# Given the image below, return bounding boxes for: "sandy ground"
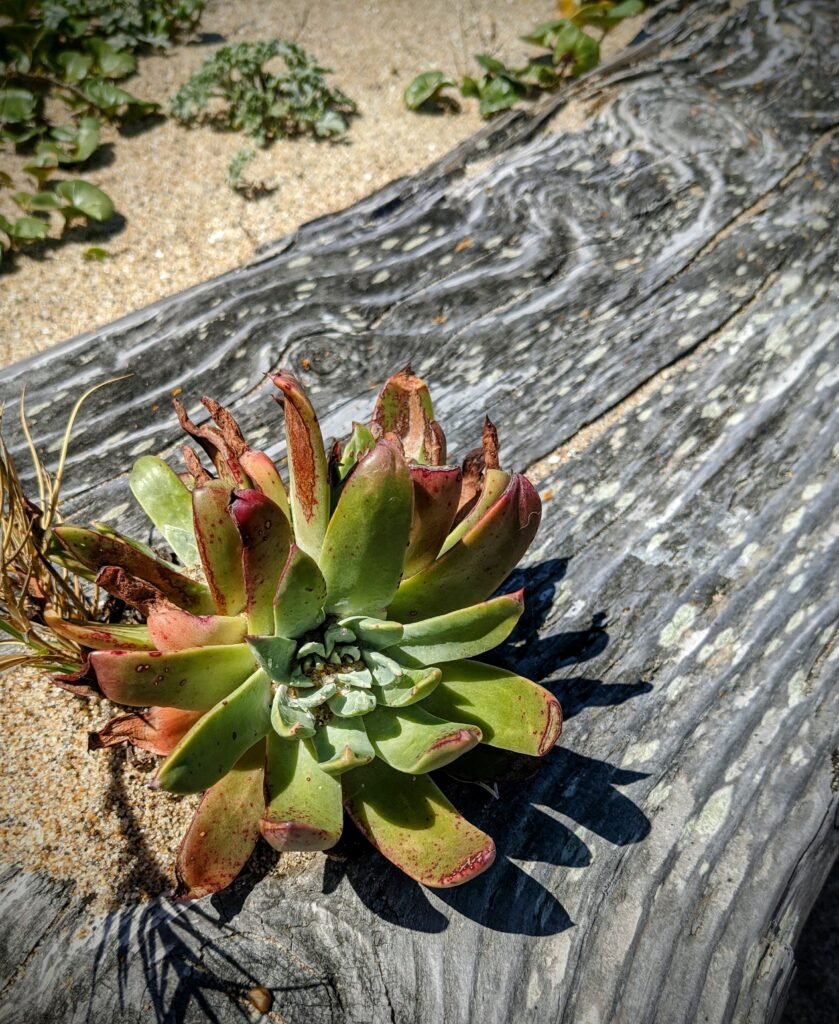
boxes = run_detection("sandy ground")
[1,0,561,364]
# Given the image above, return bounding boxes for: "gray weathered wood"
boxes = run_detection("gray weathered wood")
[1,0,837,1021]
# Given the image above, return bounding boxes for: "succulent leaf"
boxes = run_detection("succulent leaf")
[146,604,248,652]
[363,703,481,774]
[337,615,403,650]
[337,422,376,481]
[328,687,377,717]
[91,644,256,710]
[261,732,343,851]
[369,367,446,465]
[422,659,563,757]
[129,455,200,568]
[392,591,524,666]
[247,634,297,681]
[43,611,153,651]
[371,664,441,707]
[404,465,462,577]
[342,758,495,887]
[387,474,541,621]
[191,480,247,615]
[238,449,291,520]
[439,467,510,555]
[320,440,413,616]
[273,544,327,638]
[53,525,214,614]
[89,706,202,755]
[309,717,375,775]
[270,371,330,561]
[229,489,292,635]
[155,669,272,794]
[362,648,402,682]
[175,741,265,900]
[271,684,316,739]
[374,664,441,706]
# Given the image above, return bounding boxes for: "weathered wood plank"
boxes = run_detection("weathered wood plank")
[2,0,836,533]
[0,0,837,1021]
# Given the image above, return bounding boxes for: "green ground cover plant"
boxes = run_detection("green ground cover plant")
[404,0,644,116]
[0,0,204,264]
[168,40,357,193]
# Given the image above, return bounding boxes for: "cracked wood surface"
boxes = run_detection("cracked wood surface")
[1,0,838,1021]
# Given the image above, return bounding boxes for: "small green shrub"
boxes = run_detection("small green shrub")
[0,0,205,264]
[405,0,645,119]
[169,41,357,145]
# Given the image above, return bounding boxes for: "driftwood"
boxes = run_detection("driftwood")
[1,0,837,1021]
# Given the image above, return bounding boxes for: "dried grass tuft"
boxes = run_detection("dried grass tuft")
[0,381,121,673]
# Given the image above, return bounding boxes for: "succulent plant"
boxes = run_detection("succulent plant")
[46,368,561,897]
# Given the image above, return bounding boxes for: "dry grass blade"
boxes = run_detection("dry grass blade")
[0,378,127,674]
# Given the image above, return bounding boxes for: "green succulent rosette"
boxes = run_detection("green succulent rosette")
[48,367,561,898]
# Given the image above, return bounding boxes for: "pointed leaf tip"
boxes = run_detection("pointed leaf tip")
[269,371,330,560]
[388,474,541,621]
[369,368,446,465]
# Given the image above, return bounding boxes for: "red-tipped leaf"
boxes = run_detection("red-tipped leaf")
[387,473,541,621]
[270,371,330,560]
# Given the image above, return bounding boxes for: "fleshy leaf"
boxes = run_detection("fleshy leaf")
[129,455,200,568]
[320,440,413,616]
[363,704,481,774]
[155,669,271,794]
[363,649,404,686]
[174,741,265,900]
[392,591,524,666]
[191,480,246,615]
[229,489,291,635]
[439,467,510,555]
[271,684,316,739]
[261,732,343,851]
[247,634,296,681]
[238,449,291,520]
[52,525,213,614]
[328,688,377,718]
[338,615,403,650]
[293,680,337,708]
[404,465,462,577]
[89,707,202,755]
[43,611,153,651]
[421,659,563,756]
[454,417,501,524]
[369,367,445,465]
[387,474,541,621]
[273,544,327,638]
[337,422,376,480]
[270,371,330,560]
[371,665,441,707]
[146,604,247,652]
[91,644,256,710]
[310,718,375,775]
[342,758,495,887]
